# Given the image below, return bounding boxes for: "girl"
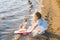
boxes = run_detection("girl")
[30,12,48,36]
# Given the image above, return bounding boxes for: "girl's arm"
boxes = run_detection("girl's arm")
[30,24,38,32]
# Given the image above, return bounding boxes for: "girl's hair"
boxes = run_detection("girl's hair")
[35,12,42,19]
[32,12,42,24]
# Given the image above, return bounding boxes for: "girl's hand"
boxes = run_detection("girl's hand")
[29,31,32,33]
[27,30,32,33]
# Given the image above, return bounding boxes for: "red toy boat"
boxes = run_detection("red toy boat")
[14,29,31,35]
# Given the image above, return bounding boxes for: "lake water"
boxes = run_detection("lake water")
[0,0,43,40]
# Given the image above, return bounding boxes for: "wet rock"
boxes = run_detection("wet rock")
[1,17,6,20]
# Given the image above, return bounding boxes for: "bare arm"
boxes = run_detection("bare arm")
[30,24,38,32]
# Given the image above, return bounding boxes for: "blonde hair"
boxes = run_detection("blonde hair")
[33,18,37,25]
[32,14,37,25]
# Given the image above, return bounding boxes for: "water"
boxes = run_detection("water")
[0,0,43,40]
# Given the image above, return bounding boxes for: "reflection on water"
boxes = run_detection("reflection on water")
[0,0,42,40]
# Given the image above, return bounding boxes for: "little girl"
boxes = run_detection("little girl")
[30,12,48,36]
